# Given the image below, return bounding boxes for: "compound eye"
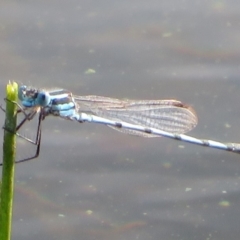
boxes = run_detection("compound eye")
[18,85,27,101]
[37,92,50,106]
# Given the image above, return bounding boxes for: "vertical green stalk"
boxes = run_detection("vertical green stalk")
[0,82,18,240]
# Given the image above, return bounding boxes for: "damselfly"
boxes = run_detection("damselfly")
[2,85,240,164]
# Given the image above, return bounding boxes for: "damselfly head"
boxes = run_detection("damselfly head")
[19,85,38,101]
[18,85,51,107]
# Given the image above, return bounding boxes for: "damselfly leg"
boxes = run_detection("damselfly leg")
[12,110,43,164]
[0,98,43,165]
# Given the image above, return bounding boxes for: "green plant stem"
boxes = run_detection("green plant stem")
[0,82,18,240]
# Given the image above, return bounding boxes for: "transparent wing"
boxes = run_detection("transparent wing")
[74,95,198,137]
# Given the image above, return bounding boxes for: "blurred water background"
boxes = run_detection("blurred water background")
[1,1,240,240]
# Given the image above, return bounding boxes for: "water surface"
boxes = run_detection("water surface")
[1,1,240,240]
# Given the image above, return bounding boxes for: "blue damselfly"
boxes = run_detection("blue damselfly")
[1,85,240,164]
